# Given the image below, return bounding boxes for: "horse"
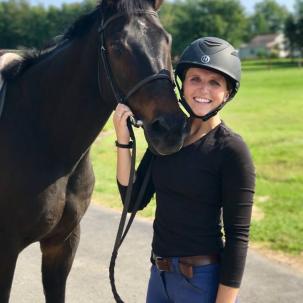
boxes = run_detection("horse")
[0,0,187,302]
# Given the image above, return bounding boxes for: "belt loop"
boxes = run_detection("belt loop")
[174,257,194,279]
[172,257,181,274]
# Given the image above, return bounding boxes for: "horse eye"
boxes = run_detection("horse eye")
[109,41,123,54]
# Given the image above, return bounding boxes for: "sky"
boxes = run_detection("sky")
[25,0,296,13]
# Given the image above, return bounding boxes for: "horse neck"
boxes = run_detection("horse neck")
[22,23,115,169]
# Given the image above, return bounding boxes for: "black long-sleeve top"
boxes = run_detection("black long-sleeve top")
[117,122,255,288]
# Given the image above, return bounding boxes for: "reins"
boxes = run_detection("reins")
[109,121,153,303]
[96,8,171,302]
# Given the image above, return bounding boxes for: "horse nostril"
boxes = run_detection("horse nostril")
[150,114,188,135]
[151,117,170,133]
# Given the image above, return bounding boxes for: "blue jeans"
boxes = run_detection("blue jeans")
[146,257,231,303]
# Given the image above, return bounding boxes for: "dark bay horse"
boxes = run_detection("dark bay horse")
[0,0,187,302]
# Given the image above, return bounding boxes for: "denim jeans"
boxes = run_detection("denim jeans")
[146,257,235,303]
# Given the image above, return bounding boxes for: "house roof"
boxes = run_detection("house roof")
[247,34,281,48]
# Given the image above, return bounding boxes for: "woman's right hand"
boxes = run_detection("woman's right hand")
[113,104,134,144]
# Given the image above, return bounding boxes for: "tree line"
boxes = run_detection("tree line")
[0,0,303,58]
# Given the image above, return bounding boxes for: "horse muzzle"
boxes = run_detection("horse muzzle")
[143,112,189,155]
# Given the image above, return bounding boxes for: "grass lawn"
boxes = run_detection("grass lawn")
[91,61,303,255]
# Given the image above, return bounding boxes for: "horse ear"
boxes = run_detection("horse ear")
[103,0,117,8]
[101,0,120,8]
[150,0,164,11]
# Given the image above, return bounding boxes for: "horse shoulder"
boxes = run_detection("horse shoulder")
[56,153,95,229]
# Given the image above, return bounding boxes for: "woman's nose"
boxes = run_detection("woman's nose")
[198,82,208,92]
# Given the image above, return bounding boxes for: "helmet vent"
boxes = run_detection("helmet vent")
[231,50,239,57]
[203,39,223,47]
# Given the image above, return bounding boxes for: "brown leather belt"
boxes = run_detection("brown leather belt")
[152,254,219,279]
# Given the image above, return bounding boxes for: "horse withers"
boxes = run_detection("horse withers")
[0,0,187,302]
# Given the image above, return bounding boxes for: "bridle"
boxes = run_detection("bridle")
[97,9,174,113]
[98,9,175,303]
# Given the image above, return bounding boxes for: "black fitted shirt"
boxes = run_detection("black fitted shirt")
[118,122,255,288]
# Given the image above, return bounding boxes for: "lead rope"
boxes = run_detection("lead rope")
[109,120,153,303]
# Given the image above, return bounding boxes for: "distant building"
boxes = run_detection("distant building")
[239,33,289,59]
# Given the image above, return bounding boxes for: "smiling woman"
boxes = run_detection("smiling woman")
[175,37,241,122]
[114,36,255,303]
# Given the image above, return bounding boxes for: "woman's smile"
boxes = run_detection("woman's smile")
[193,97,212,104]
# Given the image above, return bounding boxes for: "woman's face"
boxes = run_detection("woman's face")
[183,67,229,117]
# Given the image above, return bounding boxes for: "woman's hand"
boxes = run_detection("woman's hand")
[113,104,134,144]
[113,104,134,186]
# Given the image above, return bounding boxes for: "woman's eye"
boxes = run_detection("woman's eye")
[210,80,220,86]
[190,77,200,83]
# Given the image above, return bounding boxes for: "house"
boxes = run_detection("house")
[239,33,289,59]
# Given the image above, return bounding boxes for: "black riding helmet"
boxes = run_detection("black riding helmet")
[175,37,241,120]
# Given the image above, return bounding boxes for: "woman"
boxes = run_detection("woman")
[113,37,255,303]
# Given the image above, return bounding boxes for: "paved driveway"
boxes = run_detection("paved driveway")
[10,204,303,303]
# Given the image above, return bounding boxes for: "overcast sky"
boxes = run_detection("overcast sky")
[25,0,295,13]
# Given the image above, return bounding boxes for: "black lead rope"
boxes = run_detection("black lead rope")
[109,120,153,303]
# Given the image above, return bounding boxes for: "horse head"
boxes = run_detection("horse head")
[100,0,188,155]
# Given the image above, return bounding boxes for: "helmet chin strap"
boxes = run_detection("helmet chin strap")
[179,97,227,121]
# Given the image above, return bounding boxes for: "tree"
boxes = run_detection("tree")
[284,15,299,58]
[169,0,247,57]
[0,0,95,49]
[249,0,289,36]
[284,0,303,65]
[0,0,31,48]
[294,0,303,17]
[296,17,303,66]
[159,0,182,37]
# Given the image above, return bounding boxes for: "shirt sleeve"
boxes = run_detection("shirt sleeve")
[219,136,256,288]
[117,148,155,212]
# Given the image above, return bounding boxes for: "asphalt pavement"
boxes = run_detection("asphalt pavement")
[10,204,303,303]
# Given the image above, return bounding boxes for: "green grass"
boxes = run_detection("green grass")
[91,61,303,255]
[242,58,302,71]
[222,64,303,254]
